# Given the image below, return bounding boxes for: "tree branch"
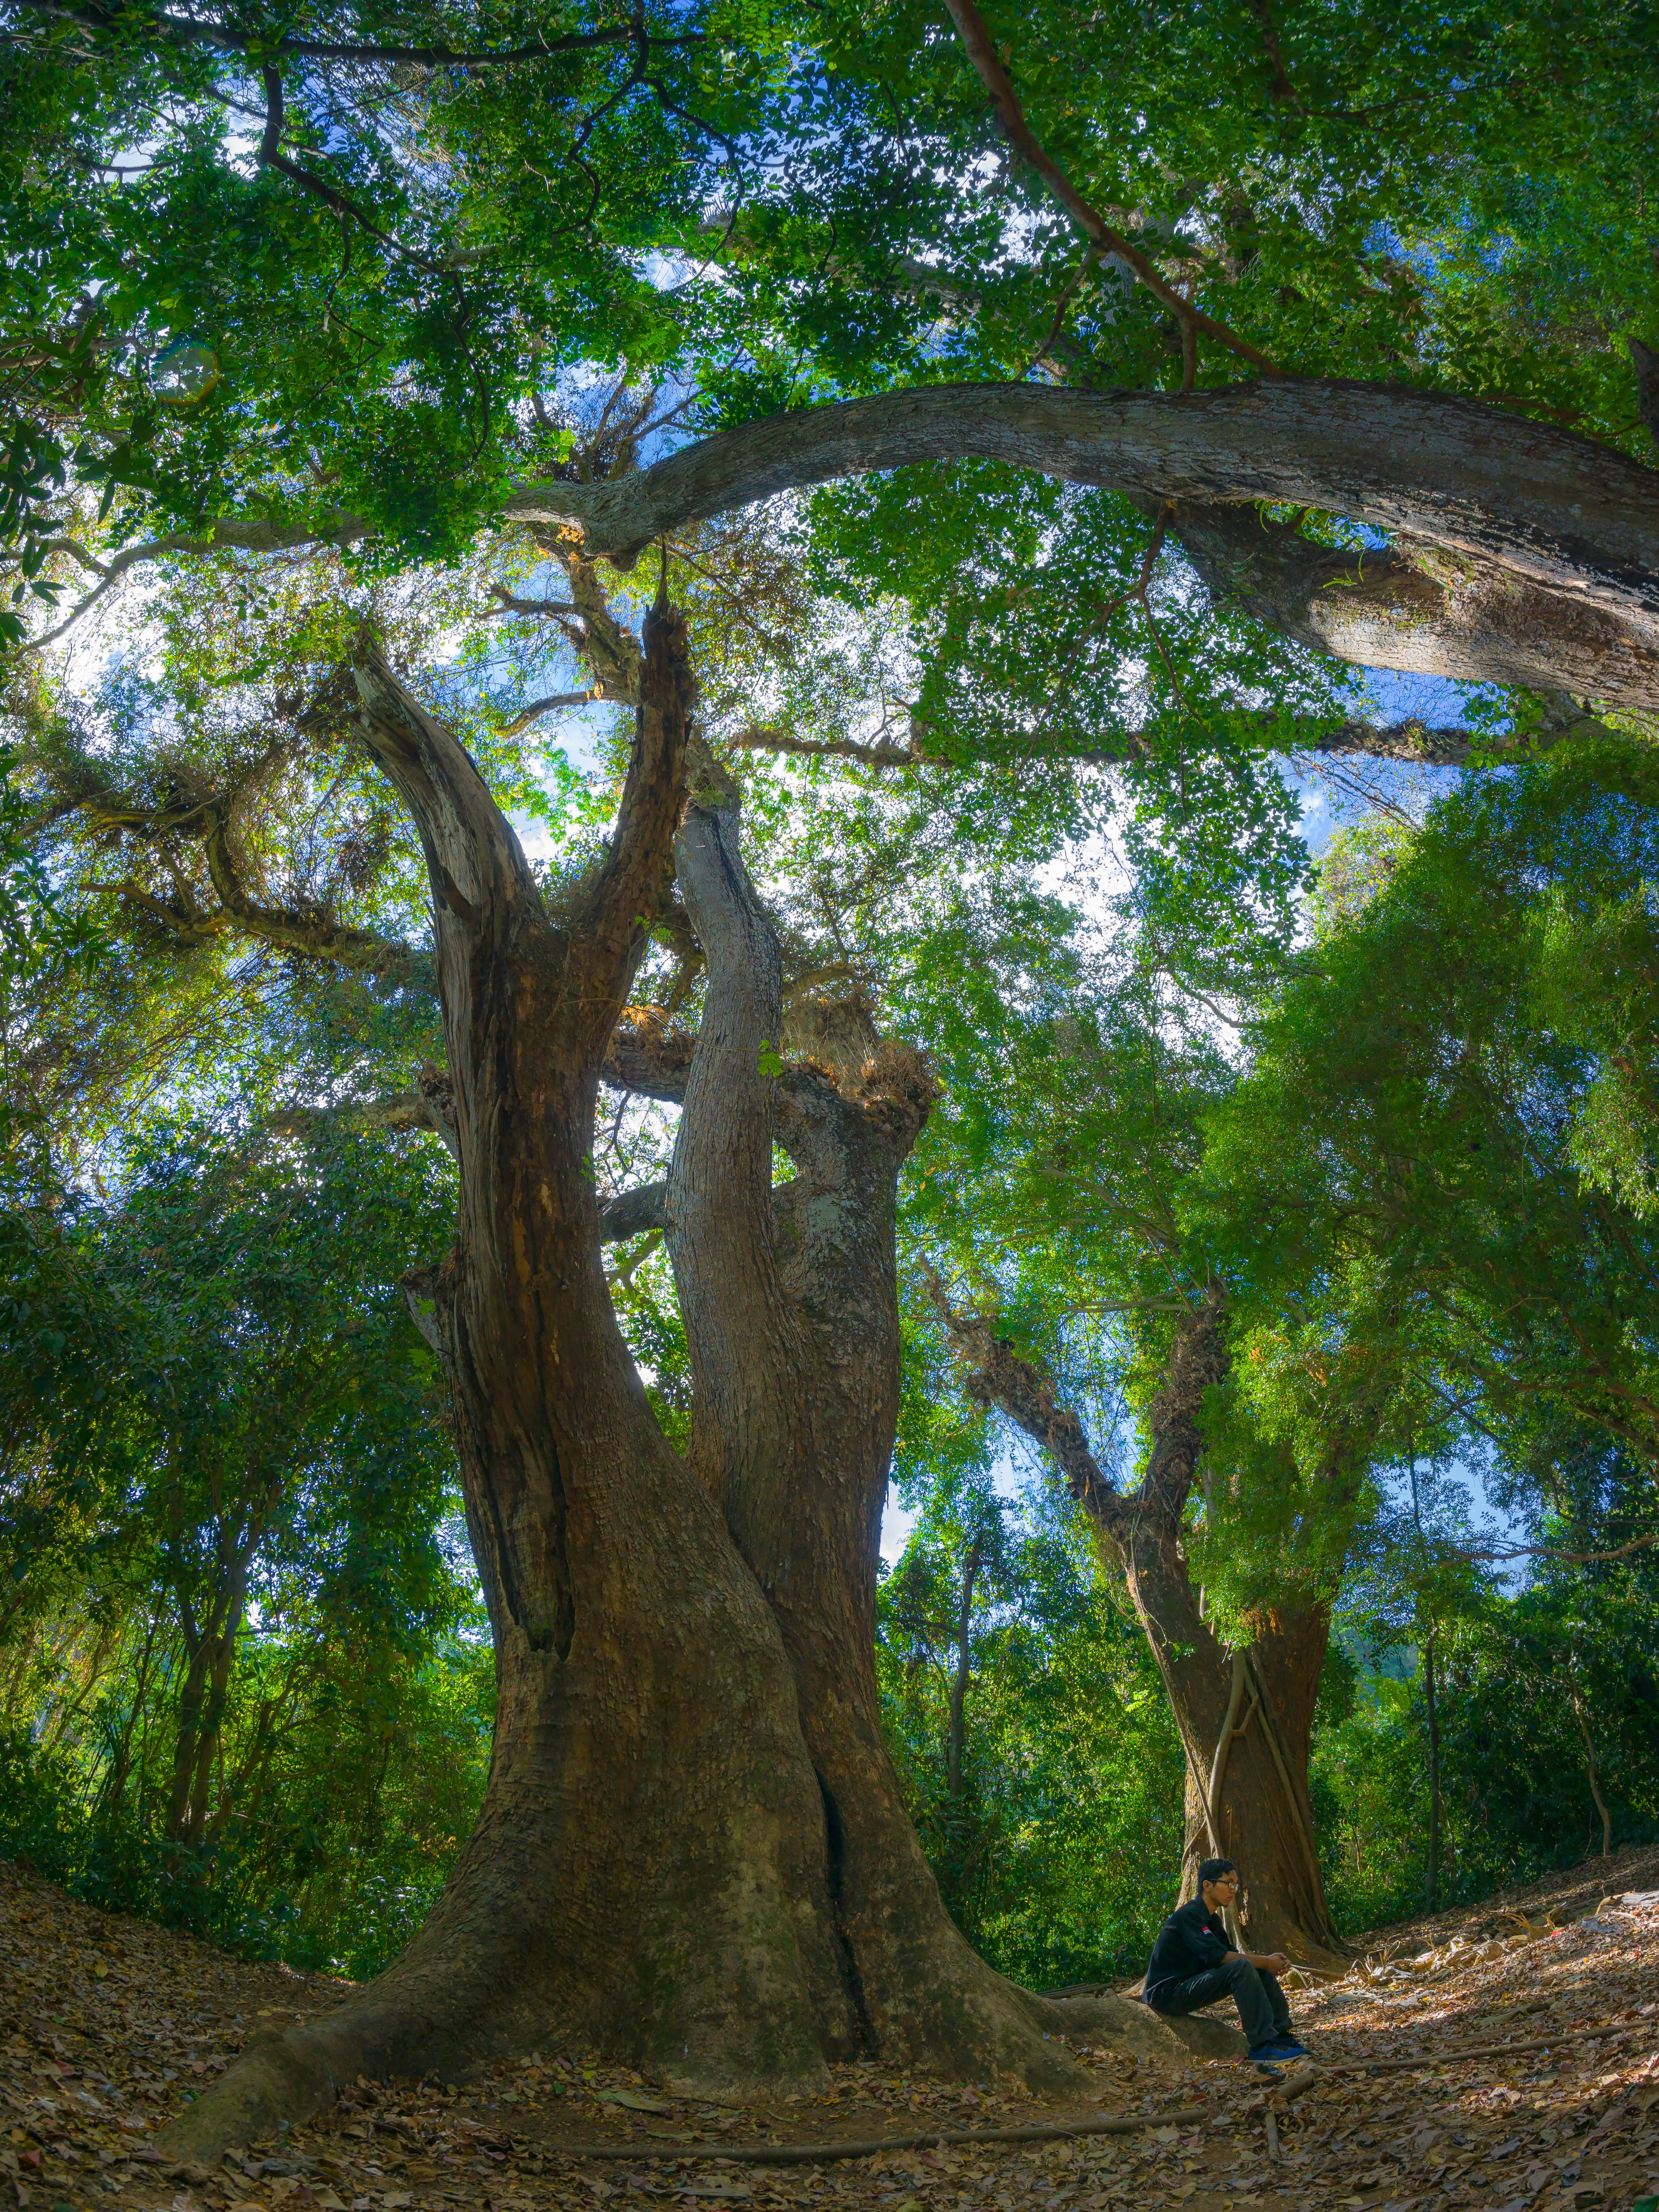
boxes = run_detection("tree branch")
[37,381,1659,716]
[498,687,620,735]
[1165,500,1659,715]
[259,64,450,275]
[28,515,370,652]
[596,1180,668,1242]
[924,1267,1131,1546]
[564,596,693,1045]
[490,587,579,618]
[939,0,1279,376]
[494,380,1659,662]
[601,1009,697,1101]
[270,1065,457,1158]
[727,724,924,769]
[196,801,421,979]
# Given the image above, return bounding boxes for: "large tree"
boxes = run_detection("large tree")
[24,597,1221,2162]
[5,0,1657,2146]
[935,1287,1351,1965]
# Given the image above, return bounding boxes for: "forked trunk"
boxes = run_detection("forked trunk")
[159,611,852,2157]
[158,611,1207,2165]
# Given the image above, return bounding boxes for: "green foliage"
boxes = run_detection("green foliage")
[1204,731,1659,1476]
[0,1119,488,1974]
[1313,1564,1659,1932]
[0,1631,493,1976]
[876,1465,1185,1986]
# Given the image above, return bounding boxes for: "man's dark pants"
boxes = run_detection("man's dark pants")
[1151,1957,1292,2049]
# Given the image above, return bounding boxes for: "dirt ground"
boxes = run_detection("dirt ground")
[2,1845,1656,2212]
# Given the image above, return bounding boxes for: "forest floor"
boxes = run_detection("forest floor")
[2,1845,1657,2212]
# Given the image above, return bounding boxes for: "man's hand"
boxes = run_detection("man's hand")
[1253,1951,1291,1975]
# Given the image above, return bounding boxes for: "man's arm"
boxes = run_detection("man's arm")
[1225,1948,1291,1974]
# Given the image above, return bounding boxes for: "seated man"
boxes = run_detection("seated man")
[1143,1857,1308,2064]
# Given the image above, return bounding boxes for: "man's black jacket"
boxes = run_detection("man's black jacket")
[1143,1896,1233,2007]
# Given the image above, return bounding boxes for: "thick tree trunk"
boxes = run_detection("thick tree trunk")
[941,1294,1344,1965]
[159,611,859,2158]
[1107,1317,1342,1965]
[1163,1612,1341,1962]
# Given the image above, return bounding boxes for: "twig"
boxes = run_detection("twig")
[534,2029,1630,2168]
[1473,1528,1659,1566]
[1019,247,1101,379]
[258,66,450,276]
[1264,2110,1283,2161]
[499,689,614,735]
[940,0,1279,376]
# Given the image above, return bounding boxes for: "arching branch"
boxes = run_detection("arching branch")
[493,380,1659,630]
[33,381,1659,716]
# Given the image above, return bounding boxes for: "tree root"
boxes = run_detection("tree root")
[1031,1989,1246,2064]
[156,2026,345,2160]
[153,1982,1238,2163]
[546,2098,1209,2164]
[154,2000,474,2162]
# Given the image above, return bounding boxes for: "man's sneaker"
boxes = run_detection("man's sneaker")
[1262,2034,1309,2059]
[1244,2041,1285,2066]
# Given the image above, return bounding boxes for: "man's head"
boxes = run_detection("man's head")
[1199,1857,1239,1913]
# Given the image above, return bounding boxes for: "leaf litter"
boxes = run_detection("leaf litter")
[2,1846,1657,2212]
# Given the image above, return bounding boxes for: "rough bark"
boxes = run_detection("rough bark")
[489,379,1659,714]
[666,764,1125,2086]
[1166,501,1659,719]
[939,1292,1345,1965]
[501,382,1659,615]
[51,377,1659,713]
